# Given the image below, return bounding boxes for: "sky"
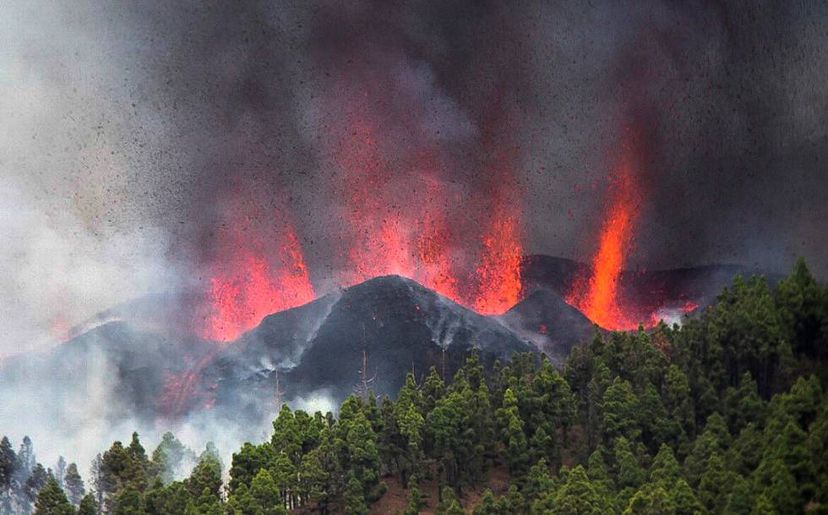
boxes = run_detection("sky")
[2,0,828,354]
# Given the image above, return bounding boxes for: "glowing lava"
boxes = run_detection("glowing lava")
[200,226,316,342]
[330,102,523,314]
[568,136,699,330]
[198,69,527,338]
[474,212,523,314]
[567,143,642,330]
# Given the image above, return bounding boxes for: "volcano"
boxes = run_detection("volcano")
[0,255,764,431]
[205,275,536,421]
[0,275,536,428]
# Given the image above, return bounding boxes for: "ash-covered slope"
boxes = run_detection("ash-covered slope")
[500,289,597,363]
[207,275,536,417]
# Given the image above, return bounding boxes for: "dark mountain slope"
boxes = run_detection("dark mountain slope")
[208,276,536,415]
[501,288,597,362]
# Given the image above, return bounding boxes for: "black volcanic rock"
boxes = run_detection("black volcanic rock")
[501,289,597,362]
[208,275,536,415]
[520,255,584,294]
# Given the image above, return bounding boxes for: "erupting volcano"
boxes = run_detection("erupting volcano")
[195,107,526,340]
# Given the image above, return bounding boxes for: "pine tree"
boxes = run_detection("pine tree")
[144,480,190,515]
[672,478,704,515]
[436,487,464,515]
[55,456,67,490]
[538,465,611,514]
[249,469,288,515]
[64,462,85,506]
[17,436,35,480]
[394,381,425,486]
[151,432,193,485]
[602,377,641,443]
[697,453,730,513]
[271,404,302,466]
[649,444,679,485]
[663,364,695,440]
[496,388,529,477]
[0,436,16,490]
[273,451,297,509]
[404,478,425,515]
[723,372,765,433]
[723,475,754,515]
[622,483,675,515]
[343,473,368,515]
[684,413,729,486]
[338,397,381,496]
[776,257,827,360]
[613,437,644,490]
[25,462,48,503]
[422,366,446,415]
[473,381,496,473]
[524,458,553,506]
[34,477,75,515]
[127,432,151,487]
[113,486,147,515]
[751,492,777,515]
[586,446,613,493]
[473,489,502,515]
[185,452,222,503]
[730,423,763,475]
[299,447,330,511]
[89,453,104,510]
[77,493,98,515]
[428,390,465,491]
[752,457,798,514]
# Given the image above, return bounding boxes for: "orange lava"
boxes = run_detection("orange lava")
[200,225,316,342]
[198,75,526,339]
[330,103,523,314]
[474,212,523,314]
[567,145,641,330]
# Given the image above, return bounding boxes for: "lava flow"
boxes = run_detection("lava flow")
[474,209,523,315]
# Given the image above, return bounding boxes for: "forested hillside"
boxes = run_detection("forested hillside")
[6,259,828,514]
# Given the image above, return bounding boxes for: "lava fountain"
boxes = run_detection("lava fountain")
[567,138,642,330]
[567,133,699,330]
[199,217,316,342]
